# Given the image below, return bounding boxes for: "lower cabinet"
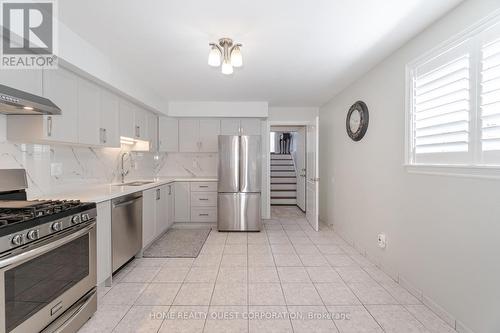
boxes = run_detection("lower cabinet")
[96,200,112,286]
[142,184,172,249]
[174,182,191,222]
[174,181,217,223]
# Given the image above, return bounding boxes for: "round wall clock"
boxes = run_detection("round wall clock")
[346,101,369,141]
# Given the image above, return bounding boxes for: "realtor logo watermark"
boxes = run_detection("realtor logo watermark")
[1,0,57,69]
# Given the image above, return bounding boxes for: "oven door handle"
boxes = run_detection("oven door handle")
[0,222,96,269]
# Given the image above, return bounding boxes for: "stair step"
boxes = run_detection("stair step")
[270,160,294,165]
[271,165,295,171]
[271,178,297,184]
[271,171,296,177]
[271,154,292,160]
[271,183,297,190]
[270,191,296,198]
[271,198,297,205]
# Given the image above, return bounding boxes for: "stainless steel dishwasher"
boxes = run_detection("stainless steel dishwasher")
[112,192,142,272]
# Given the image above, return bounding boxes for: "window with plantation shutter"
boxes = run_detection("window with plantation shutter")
[407,15,500,170]
[480,36,500,162]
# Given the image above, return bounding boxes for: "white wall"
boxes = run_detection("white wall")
[319,1,500,333]
[268,107,318,123]
[168,101,268,117]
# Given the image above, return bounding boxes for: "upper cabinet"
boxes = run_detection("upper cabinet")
[178,118,220,153]
[119,100,135,139]
[134,108,147,140]
[43,68,79,143]
[147,112,158,151]
[158,117,179,152]
[6,66,132,148]
[100,90,120,148]
[0,69,43,96]
[77,78,101,146]
[220,118,261,135]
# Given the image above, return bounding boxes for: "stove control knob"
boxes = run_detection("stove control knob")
[27,230,39,240]
[71,215,81,224]
[81,213,89,222]
[51,222,62,232]
[11,234,23,246]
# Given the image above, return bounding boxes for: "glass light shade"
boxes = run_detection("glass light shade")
[221,59,233,75]
[230,46,243,67]
[208,46,221,67]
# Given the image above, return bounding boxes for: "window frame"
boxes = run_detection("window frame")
[405,10,500,179]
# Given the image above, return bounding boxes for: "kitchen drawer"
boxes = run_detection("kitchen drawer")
[191,207,217,222]
[191,192,217,207]
[190,182,217,192]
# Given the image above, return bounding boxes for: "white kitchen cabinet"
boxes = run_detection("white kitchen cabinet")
[100,90,120,147]
[174,182,191,222]
[159,117,179,152]
[147,112,158,151]
[179,118,220,152]
[142,188,157,248]
[220,118,261,135]
[77,78,101,145]
[0,69,42,96]
[167,183,175,228]
[220,118,241,135]
[42,67,79,142]
[134,108,147,140]
[199,119,220,152]
[179,119,199,152]
[119,100,135,139]
[155,185,169,235]
[96,200,112,286]
[240,118,261,135]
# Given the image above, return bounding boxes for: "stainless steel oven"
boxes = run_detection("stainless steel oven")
[0,220,96,333]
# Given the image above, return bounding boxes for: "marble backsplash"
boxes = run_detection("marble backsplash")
[0,140,218,199]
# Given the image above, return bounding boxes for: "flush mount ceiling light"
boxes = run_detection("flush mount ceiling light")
[208,38,243,75]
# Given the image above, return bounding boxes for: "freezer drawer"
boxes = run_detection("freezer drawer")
[217,193,261,231]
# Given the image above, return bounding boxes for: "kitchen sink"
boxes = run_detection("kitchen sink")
[115,181,155,186]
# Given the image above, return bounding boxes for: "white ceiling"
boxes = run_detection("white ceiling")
[58,0,463,107]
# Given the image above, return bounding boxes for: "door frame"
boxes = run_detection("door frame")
[265,120,316,219]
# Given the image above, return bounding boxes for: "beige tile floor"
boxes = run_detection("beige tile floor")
[79,206,457,333]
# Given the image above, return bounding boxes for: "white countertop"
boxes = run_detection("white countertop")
[37,177,218,203]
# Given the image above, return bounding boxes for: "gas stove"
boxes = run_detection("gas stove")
[0,173,96,253]
[0,169,98,333]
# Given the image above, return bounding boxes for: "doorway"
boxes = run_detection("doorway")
[269,126,306,211]
[267,117,319,231]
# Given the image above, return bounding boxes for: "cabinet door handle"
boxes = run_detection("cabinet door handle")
[156,188,161,200]
[135,126,140,138]
[199,213,209,216]
[47,116,52,137]
[103,128,107,144]
[168,185,172,195]
[199,185,209,188]
[199,198,209,201]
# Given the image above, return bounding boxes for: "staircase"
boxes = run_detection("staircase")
[270,153,297,205]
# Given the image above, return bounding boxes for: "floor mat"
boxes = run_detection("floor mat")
[143,228,211,258]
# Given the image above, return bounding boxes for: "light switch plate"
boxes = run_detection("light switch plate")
[50,162,63,176]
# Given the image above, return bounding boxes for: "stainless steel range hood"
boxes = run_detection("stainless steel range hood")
[0,84,61,115]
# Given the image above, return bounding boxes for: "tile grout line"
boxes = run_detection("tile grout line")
[267,218,296,333]
[201,229,227,332]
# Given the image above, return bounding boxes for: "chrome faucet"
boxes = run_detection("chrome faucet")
[120,152,130,183]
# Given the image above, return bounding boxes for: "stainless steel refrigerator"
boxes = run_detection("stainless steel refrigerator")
[218,135,262,231]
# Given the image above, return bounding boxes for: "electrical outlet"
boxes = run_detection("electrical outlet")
[378,233,387,249]
[50,163,63,176]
